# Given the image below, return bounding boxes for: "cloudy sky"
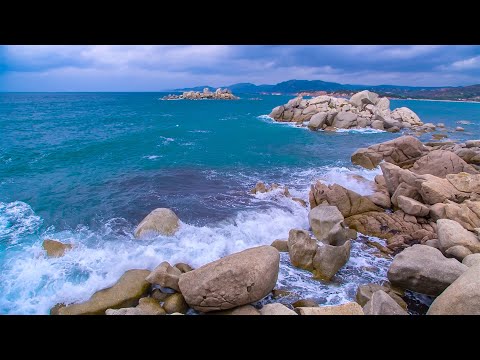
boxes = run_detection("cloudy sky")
[1,45,479,91]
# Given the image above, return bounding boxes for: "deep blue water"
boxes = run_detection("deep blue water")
[0,93,479,314]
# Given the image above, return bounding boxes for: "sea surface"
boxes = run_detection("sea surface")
[1,92,479,314]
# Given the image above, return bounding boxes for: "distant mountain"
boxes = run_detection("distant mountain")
[173,80,480,101]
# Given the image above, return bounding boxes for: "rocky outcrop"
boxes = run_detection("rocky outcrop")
[296,302,364,315]
[387,245,467,296]
[145,262,182,291]
[446,172,480,193]
[268,91,423,132]
[288,229,317,271]
[163,293,189,314]
[355,283,407,309]
[411,150,479,178]
[430,201,480,231]
[134,208,180,238]
[309,182,382,217]
[427,264,480,315]
[363,290,408,315]
[436,219,480,254]
[54,269,151,315]
[351,136,428,169]
[162,88,239,100]
[178,246,279,312]
[308,205,356,246]
[312,241,351,281]
[259,303,297,315]
[43,239,73,258]
[397,196,430,217]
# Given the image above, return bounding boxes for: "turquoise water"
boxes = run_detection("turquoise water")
[1,93,479,314]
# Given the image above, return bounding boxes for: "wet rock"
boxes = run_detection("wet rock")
[312,241,351,281]
[288,229,317,271]
[355,283,407,309]
[43,239,73,258]
[363,290,408,315]
[174,263,193,273]
[146,261,182,291]
[134,208,180,238]
[163,293,189,314]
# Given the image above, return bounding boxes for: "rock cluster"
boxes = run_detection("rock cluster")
[162,88,239,100]
[268,90,424,132]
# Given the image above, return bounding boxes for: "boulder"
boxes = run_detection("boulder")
[466,140,480,148]
[259,303,297,315]
[151,288,170,301]
[376,97,390,111]
[55,269,151,315]
[387,245,467,296]
[349,90,379,108]
[351,136,427,169]
[178,246,279,312]
[105,297,166,315]
[427,264,480,315]
[430,201,480,231]
[425,239,440,249]
[210,304,261,315]
[397,195,430,217]
[163,293,189,314]
[43,239,73,258]
[308,112,328,130]
[391,183,422,207]
[312,241,351,281]
[145,262,182,291]
[174,263,193,273]
[252,181,267,194]
[309,182,382,218]
[462,253,480,267]
[411,150,479,178]
[391,107,423,126]
[297,302,364,315]
[456,127,465,132]
[270,239,289,252]
[437,219,480,253]
[292,299,319,308]
[332,111,357,129]
[419,174,462,205]
[445,245,472,261]
[134,208,180,238]
[308,205,355,245]
[288,229,317,271]
[446,172,480,193]
[355,283,407,309]
[363,290,408,315]
[371,120,384,130]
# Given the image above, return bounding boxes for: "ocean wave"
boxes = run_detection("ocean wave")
[0,201,43,245]
[188,130,211,134]
[334,128,386,134]
[158,136,175,146]
[143,155,162,160]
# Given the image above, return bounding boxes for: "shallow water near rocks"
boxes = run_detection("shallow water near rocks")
[1,93,479,314]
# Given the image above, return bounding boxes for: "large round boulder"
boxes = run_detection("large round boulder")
[178,246,280,312]
[134,208,180,238]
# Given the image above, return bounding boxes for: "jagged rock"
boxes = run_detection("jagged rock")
[270,239,289,252]
[308,205,355,245]
[134,208,180,238]
[288,229,317,271]
[356,283,407,309]
[43,239,73,258]
[419,174,462,205]
[363,290,408,315]
[427,264,480,315]
[351,136,427,169]
[259,303,297,315]
[411,150,479,178]
[437,219,480,253]
[146,262,182,291]
[178,246,279,312]
[308,112,328,130]
[387,245,467,296]
[430,201,480,231]
[296,302,364,315]
[312,241,351,281]
[446,172,480,193]
[54,269,151,315]
[309,182,382,217]
[397,195,430,216]
[391,183,422,207]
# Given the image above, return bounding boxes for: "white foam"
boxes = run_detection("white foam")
[0,201,43,245]
[143,155,161,160]
[335,128,386,134]
[188,130,211,133]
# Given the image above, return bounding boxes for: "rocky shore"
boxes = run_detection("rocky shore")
[162,88,239,100]
[44,105,480,315]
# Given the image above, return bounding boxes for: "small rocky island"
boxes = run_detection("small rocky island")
[269,90,425,132]
[162,88,239,100]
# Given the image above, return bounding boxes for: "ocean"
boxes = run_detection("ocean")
[1,92,479,314]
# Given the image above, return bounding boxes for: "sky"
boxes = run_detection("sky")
[1,45,479,91]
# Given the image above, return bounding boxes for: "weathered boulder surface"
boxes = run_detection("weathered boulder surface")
[297,302,364,315]
[178,246,279,312]
[387,245,467,296]
[355,283,407,309]
[105,297,166,315]
[312,241,351,281]
[145,262,182,291]
[288,229,317,271]
[55,269,151,315]
[437,219,480,253]
[363,290,408,315]
[411,150,479,178]
[308,205,356,245]
[43,239,73,258]
[259,303,297,315]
